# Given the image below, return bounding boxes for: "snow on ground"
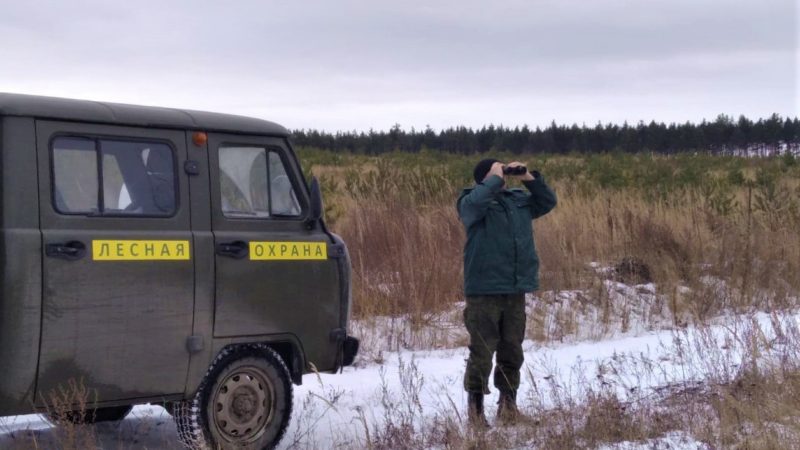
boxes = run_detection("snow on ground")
[597,431,709,450]
[1,311,794,449]
[352,271,679,362]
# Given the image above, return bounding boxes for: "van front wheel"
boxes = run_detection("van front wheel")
[174,345,293,450]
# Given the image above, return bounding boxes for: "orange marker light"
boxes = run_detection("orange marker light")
[192,131,208,147]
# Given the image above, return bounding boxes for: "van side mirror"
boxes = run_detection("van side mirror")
[307,176,323,228]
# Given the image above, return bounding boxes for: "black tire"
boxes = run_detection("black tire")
[174,344,293,450]
[49,405,133,424]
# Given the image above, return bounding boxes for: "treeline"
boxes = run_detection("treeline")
[291,114,800,155]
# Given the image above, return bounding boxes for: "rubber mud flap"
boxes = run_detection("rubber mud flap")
[342,336,359,367]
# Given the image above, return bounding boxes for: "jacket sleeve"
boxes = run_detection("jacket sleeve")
[457,175,505,228]
[522,172,557,219]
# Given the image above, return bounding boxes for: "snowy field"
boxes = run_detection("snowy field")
[2,307,794,449]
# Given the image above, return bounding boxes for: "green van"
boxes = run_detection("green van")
[0,93,358,449]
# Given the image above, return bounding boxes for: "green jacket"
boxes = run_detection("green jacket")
[457,173,557,296]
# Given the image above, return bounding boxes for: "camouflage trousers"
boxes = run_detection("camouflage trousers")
[463,293,526,395]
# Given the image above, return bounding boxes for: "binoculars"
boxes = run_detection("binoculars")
[502,165,528,175]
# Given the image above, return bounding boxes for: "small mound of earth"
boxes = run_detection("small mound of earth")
[614,257,652,284]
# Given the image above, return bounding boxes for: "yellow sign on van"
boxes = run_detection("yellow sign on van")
[249,241,327,260]
[93,240,191,261]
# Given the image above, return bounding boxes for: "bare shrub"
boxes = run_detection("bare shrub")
[41,378,99,449]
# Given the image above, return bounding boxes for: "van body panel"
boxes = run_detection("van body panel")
[183,130,217,397]
[207,133,341,372]
[34,121,194,404]
[0,117,42,415]
[207,333,306,385]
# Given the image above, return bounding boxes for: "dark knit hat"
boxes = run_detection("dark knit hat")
[473,158,499,183]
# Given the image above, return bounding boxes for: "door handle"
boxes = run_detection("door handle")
[216,241,249,259]
[45,240,87,261]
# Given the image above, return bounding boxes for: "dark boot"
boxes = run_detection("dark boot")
[496,390,520,425]
[467,392,489,428]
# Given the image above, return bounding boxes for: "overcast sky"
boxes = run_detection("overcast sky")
[0,0,796,131]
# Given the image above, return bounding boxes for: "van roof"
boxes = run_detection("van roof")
[0,92,289,137]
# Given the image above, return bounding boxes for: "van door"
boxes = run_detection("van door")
[208,134,341,371]
[35,121,194,404]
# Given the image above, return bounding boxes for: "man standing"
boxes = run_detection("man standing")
[457,159,557,426]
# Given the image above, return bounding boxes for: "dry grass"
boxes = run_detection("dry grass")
[344,196,464,322]
[284,151,800,448]
[39,379,99,449]
[308,152,800,351]
[0,380,175,450]
[292,314,800,450]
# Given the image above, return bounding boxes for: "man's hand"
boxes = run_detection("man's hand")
[507,161,534,181]
[486,162,505,180]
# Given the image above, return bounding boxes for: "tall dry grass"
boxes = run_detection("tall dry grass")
[303,150,800,351]
[294,314,800,450]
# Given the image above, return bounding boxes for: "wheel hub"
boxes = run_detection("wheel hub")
[233,389,256,418]
[212,368,274,442]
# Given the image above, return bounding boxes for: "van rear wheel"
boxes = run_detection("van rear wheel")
[174,345,293,450]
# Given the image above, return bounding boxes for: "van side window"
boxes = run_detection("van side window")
[53,138,99,214]
[219,146,301,218]
[52,137,176,216]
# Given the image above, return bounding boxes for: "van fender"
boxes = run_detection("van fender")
[186,334,306,397]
